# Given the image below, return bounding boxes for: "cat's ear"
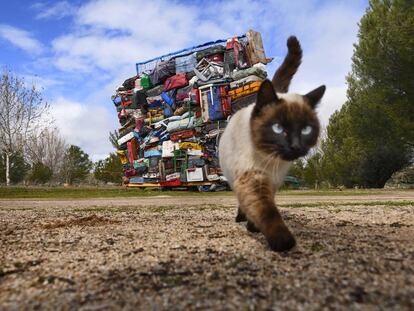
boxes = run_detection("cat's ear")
[253,80,279,117]
[304,85,326,109]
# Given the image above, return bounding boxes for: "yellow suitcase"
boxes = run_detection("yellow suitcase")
[229,81,262,101]
[116,150,129,165]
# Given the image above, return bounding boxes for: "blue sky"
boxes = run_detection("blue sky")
[0,0,368,160]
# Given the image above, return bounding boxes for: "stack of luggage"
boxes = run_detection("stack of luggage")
[112,29,273,188]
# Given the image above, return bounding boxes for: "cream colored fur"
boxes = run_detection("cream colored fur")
[219,103,292,191]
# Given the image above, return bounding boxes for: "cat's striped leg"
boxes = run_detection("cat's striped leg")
[234,170,296,252]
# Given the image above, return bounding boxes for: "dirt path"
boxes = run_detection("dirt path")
[0,190,412,209]
[1,192,413,310]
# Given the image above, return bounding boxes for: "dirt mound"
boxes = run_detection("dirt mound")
[42,214,121,229]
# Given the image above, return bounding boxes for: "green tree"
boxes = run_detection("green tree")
[62,145,93,185]
[0,152,30,184]
[303,152,323,189]
[94,153,123,184]
[109,130,119,149]
[28,162,53,184]
[288,159,305,181]
[321,0,414,188]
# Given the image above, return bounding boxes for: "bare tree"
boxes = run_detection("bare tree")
[26,127,67,180]
[0,69,49,185]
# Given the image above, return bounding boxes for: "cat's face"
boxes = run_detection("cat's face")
[251,80,325,161]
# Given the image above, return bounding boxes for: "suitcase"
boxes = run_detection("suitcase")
[140,73,152,89]
[207,53,224,62]
[124,168,136,177]
[160,178,181,187]
[144,149,162,158]
[145,85,164,97]
[112,95,122,106]
[246,29,273,65]
[127,139,138,163]
[229,81,262,101]
[149,59,176,86]
[162,140,179,158]
[129,177,144,184]
[123,75,138,90]
[132,90,147,108]
[178,142,202,150]
[164,73,188,92]
[186,167,204,182]
[133,160,148,175]
[117,131,135,146]
[116,150,129,165]
[175,52,197,73]
[170,129,197,141]
[207,85,223,121]
[196,45,226,61]
[199,84,230,122]
[231,93,257,113]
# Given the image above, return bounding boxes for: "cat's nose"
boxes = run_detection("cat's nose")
[290,138,300,151]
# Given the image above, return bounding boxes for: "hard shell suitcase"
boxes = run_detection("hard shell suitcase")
[160,178,181,187]
[117,150,129,165]
[229,80,262,100]
[170,129,196,141]
[127,139,138,163]
[199,84,230,122]
[186,167,204,182]
[129,177,144,184]
[207,85,222,121]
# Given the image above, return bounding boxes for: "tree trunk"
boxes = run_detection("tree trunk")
[6,152,10,186]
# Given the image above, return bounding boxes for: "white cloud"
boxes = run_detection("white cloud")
[21,74,63,90]
[50,97,118,160]
[32,1,77,19]
[0,24,44,55]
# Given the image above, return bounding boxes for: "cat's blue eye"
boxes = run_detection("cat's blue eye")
[301,125,312,135]
[272,123,284,134]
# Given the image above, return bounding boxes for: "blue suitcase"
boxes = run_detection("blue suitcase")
[207,86,224,121]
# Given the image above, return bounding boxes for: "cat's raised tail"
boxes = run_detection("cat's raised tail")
[272,36,302,93]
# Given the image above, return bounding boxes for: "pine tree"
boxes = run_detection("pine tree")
[61,145,93,185]
[321,0,414,187]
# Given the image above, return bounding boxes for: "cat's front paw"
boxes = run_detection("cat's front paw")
[246,221,260,233]
[235,207,247,222]
[265,223,296,252]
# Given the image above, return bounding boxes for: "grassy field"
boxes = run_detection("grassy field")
[0,185,403,199]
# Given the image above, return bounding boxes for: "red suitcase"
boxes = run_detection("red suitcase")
[170,129,197,141]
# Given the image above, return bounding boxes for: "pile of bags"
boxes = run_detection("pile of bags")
[112,29,273,187]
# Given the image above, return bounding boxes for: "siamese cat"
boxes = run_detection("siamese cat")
[219,36,325,252]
